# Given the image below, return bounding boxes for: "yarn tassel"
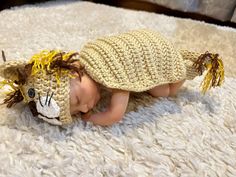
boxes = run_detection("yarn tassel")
[193,51,224,94]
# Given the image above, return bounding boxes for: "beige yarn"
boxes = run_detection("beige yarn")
[79,29,200,92]
[25,71,71,124]
[0,60,71,125]
[180,50,201,80]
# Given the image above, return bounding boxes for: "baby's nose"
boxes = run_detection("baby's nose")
[80,104,89,113]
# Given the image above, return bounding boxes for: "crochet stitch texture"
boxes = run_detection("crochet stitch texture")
[79,29,199,92]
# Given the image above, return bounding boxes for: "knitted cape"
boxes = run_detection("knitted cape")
[0,29,224,126]
[79,29,224,93]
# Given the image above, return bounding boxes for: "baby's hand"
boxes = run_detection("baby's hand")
[82,90,130,126]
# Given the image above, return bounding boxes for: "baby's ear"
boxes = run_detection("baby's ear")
[0,52,28,82]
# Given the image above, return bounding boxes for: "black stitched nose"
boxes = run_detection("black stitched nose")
[28,101,38,116]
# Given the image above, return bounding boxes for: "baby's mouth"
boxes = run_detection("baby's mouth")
[80,112,87,115]
[81,108,91,114]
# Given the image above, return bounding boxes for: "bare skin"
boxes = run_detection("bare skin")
[70,73,184,126]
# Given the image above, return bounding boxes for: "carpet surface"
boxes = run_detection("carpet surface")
[0,1,236,176]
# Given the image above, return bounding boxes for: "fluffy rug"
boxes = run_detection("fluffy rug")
[0,1,236,176]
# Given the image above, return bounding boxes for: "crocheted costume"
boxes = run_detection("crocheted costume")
[0,29,224,125]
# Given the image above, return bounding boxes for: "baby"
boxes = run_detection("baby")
[69,29,224,126]
[0,29,224,126]
[69,63,185,126]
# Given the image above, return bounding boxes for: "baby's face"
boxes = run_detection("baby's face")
[70,73,101,115]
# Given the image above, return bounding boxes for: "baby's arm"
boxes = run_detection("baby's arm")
[82,89,129,126]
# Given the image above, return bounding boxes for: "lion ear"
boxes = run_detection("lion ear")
[0,60,28,81]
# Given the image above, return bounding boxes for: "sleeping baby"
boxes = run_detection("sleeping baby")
[0,29,224,126]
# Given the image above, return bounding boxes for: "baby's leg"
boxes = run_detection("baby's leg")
[169,80,185,97]
[148,80,185,97]
[148,84,170,97]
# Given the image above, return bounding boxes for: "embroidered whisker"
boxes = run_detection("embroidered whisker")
[45,90,49,106]
[38,93,44,107]
[48,92,54,106]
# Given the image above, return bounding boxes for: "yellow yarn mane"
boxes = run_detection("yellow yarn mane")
[0,50,79,105]
[29,50,78,85]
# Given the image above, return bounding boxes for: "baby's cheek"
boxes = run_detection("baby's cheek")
[70,103,77,115]
[69,96,77,114]
[69,86,77,104]
[69,101,73,112]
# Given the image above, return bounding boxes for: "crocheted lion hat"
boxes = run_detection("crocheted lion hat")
[0,29,224,126]
[0,50,83,125]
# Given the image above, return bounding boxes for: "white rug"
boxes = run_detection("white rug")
[0,1,236,176]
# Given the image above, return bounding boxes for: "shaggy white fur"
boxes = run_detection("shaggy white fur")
[0,1,236,176]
